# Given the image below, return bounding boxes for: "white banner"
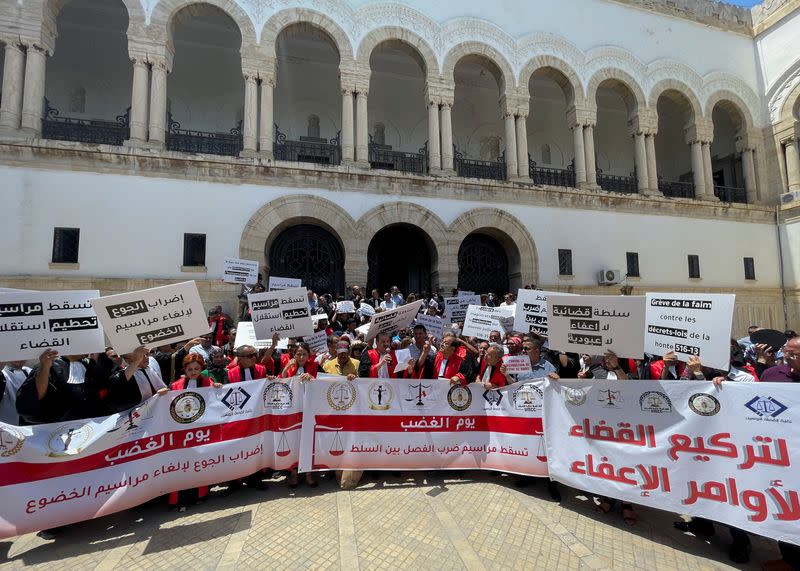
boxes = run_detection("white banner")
[223,257,259,285]
[268,276,301,291]
[0,290,104,361]
[90,282,209,354]
[444,295,480,323]
[0,378,303,539]
[462,305,515,339]
[299,378,548,476]
[249,287,314,340]
[645,293,735,370]
[414,314,443,339]
[335,300,356,314]
[364,300,425,341]
[544,379,800,546]
[514,289,575,337]
[547,295,646,358]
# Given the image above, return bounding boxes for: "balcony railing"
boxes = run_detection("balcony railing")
[368,137,427,174]
[529,156,575,188]
[41,99,130,146]
[454,147,506,181]
[273,125,341,165]
[165,113,242,157]
[659,178,696,199]
[597,169,637,194]
[714,185,747,204]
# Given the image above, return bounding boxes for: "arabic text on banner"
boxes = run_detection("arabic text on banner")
[299,378,548,476]
[364,300,425,341]
[223,257,259,285]
[249,287,314,339]
[513,289,575,337]
[0,378,303,539]
[461,305,515,339]
[543,379,800,546]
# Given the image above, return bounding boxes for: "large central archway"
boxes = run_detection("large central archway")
[268,224,345,295]
[366,224,434,296]
[457,233,510,294]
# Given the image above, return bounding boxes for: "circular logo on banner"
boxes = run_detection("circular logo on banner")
[563,387,587,406]
[263,382,294,410]
[0,425,25,457]
[688,393,721,417]
[368,382,393,410]
[47,423,93,457]
[447,385,473,412]
[170,391,206,424]
[513,383,543,412]
[639,391,673,413]
[327,381,357,411]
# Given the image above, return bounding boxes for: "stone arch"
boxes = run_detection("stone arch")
[770,64,800,124]
[442,41,515,93]
[357,26,439,79]
[149,0,257,47]
[46,0,144,30]
[587,68,646,114]
[239,195,358,269]
[518,55,585,108]
[262,8,354,62]
[705,90,754,132]
[448,208,538,289]
[649,79,702,123]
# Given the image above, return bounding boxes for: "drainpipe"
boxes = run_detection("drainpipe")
[776,205,790,329]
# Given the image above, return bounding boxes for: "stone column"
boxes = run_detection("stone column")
[690,140,706,198]
[440,102,454,173]
[572,124,587,187]
[515,114,529,179]
[741,147,757,203]
[702,141,717,200]
[341,89,354,163]
[126,57,150,145]
[20,45,47,135]
[355,90,369,166]
[147,60,168,146]
[584,123,597,187]
[259,77,274,159]
[634,132,649,194]
[645,132,661,195]
[0,42,26,132]
[427,100,441,172]
[785,138,800,192]
[241,74,258,155]
[503,112,518,181]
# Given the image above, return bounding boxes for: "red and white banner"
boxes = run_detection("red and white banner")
[299,378,548,476]
[0,378,303,539]
[544,379,800,546]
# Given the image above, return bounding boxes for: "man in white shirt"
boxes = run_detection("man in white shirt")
[0,361,32,425]
[379,292,397,312]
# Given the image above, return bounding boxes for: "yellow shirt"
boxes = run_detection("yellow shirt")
[322,357,360,377]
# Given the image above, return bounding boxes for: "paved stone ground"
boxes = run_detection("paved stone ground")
[0,471,783,571]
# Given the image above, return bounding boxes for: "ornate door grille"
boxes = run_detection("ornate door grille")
[268,225,345,296]
[457,234,509,295]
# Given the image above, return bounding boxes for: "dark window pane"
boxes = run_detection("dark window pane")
[626,252,640,278]
[688,255,700,279]
[558,249,573,276]
[183,233,206,267]
[52,228,80,263]
[744,257,756,280]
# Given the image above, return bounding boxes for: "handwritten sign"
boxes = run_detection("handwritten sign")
[414,314,443,339]
[304,330,329,355]
[514,289,576,336]
[223,257,259,285]
[645,293,735,369]
[90,282,209,354]
[335,300,356,314]
[503,355,533,374]
[443,295,480,323]
[461,305,515,340]
[0,290,105,360]
[364,300,425,342]
[268,276,301,291]
[249,287,314,340]
[547,295,646,358]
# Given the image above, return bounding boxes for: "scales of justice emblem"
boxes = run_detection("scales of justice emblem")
[275,422,303,458]
[405,382,432,406]
[597,388,623,408]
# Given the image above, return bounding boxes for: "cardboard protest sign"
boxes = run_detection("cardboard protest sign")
[547,295,646,358]
[364,300,425,341]
[233,322,288,350]
[268,276,301,291]
[644,293,735,370]
[0,290,105,360]
[223,257,259,285]
[462,305,515,339]
[514,289,576,336]
[358,303,376,318]
[249,287,314,340]
[90,282,209,354]
[304,330,329,354]
[414,314,443,339]
[503,355,533,374]
[444,295,480,323]
[336,300,356,313]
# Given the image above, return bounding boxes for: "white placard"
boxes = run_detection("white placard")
[304,330,329,354]
[444,295,481,323]
[222,257,259,285]
[457,291,475,299]
[358,303,376,318]
[335,300,356,313]
[547,295,646,358]
[90,282,209,354]
[644,293,735,369]
[514,289,576,336]
[461,305,515,340]
[0,290,105,360]
[268,276,302,291]
[355,323,371,337]
[503,355,533,374]
[232,321,276,350]
[414,314,444,339]
[364,300,425,341]
[249,287,314,340]
[393,348,413,373]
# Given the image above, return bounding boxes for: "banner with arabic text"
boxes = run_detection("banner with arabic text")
[299,378,548,476]
[0,378,303,539]
[544,379,800,546]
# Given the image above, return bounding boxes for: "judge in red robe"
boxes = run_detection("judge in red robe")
[415,334,467,385]
[279,342,318,488]
[477,345,512,388]
[358,332,415,379]
[227,345,268,383]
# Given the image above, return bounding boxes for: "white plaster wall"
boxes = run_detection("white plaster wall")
[781,214,800,290]
[756,8,800,94]
[0,165,781,290]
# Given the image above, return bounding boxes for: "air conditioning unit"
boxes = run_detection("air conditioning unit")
[597,269,623,285]
[781,190,800,204]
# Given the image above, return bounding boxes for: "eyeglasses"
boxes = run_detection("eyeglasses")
[239,353,257,358]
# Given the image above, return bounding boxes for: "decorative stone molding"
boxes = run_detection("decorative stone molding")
[753,0,800,34]
[704,89,755,131]
[261,8,355,62]
[702,74,762,127]
[648,78,704,122]
[356,25,440,81]
[149,0,258,47]
[586,67,647,113]
[442,41,516,92]
[609,0,751,34]
[518,54,585,109]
